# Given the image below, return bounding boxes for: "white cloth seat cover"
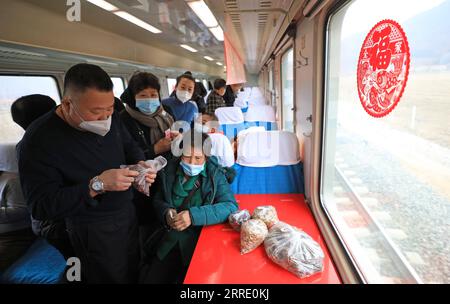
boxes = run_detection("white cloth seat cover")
[237,131,300,167]
[215,107,244,124]
[244,105,276,122]
[208,133,235,168]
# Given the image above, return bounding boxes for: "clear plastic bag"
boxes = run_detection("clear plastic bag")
[121,156,167,196]
[228,209,251,231]
[264,221,324,278]
[240,219,268,255]
[252,205,279,228]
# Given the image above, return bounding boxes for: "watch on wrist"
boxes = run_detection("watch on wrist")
[90,176,105,194]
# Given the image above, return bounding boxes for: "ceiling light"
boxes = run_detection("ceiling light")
[187,1,218,28]
[209,26,224,41]
[180,44,198,53]
[204,56,214,61]
[114,11,162,34]
[216,62,223,66]
[86,0,118,12]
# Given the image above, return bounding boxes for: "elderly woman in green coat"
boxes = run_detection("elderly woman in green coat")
[141,130,238,284]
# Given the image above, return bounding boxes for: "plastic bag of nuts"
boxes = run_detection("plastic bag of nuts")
[228,209,251,231]
[264,221,324,278]
[252,206,279,228]
[240,219,268,254]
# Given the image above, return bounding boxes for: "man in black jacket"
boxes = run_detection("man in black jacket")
[17,64,156,283]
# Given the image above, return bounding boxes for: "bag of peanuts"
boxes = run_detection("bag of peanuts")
[228,209,251,231]
[264,221,324,278]
[252,206,279,228]
[121,156,167,196]
[240,219,268,254]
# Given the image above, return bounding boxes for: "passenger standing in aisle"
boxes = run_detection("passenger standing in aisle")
[17,64,157,283]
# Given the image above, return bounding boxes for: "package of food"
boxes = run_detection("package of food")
[228,209,251,231]
[252,206,279,228]
[264,221,324,278]
[121,156,167,196]
[240,219,268,255]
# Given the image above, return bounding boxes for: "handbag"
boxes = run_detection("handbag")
[142,179,201,259]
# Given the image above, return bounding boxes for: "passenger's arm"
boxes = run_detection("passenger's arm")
[119,117,146,164]
[189,173,238,226]
[151,176,172,228]
[18,143,94,221]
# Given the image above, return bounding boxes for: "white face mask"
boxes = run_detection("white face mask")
[176,89,192,103]
[71,102,112,136]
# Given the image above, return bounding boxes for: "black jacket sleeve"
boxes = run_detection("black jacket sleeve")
[118,116,146,164]
[18,142,95,221]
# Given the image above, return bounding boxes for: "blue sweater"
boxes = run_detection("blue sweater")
[161,96,198,124]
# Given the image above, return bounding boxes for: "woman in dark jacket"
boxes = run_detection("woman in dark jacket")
[120,72,177,227]
[120,72,177,160]
[141,130,238,284]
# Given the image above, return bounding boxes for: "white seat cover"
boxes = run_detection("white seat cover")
[248,87,267,106]
[215,107,244,124]
[244,105,276,122]
[237,131,300,167]
[0,143,18,173]
[237,126,266,138]
[208,133,235,168]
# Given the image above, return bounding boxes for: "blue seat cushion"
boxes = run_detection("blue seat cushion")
[1,238,66,284]
[220,123,246,141]
[231,163,304,194]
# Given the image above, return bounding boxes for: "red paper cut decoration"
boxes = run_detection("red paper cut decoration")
[357,19,410,118]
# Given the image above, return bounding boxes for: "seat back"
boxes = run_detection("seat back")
[237,130,300,167]
[208,133,235,168]
[215,107,245,140]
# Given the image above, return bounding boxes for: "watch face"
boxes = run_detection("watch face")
[92,181,103,192]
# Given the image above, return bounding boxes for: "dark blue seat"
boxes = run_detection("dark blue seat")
[1,238,66,284]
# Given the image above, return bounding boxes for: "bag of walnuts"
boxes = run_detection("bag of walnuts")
[240,219,268,254]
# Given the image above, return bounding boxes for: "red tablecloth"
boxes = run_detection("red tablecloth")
[184,194,341,284]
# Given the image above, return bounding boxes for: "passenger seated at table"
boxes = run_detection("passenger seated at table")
[194,114,235,170]
[140,130,238,284]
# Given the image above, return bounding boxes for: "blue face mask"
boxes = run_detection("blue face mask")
[180,160,205,177]
[136,98,160,115]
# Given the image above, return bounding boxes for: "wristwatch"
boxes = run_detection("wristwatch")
[90,176,105,194]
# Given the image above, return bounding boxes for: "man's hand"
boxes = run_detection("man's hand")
[138,161,157,186]
[172,211,192,232]
[98,168,139,192]
[154,137,172,154]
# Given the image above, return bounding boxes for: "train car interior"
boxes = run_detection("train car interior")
[0,0,448,285]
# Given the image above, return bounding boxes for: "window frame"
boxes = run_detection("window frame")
[317,0,437,284]
[280,46,296,132]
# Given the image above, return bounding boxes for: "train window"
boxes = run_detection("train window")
[111,77,125,98]
[202,79,209,92]
[167,78,177,95]
[322,0,450,283]
[281,48,294,132]
[269,64,276,107]
[0,75,60,144]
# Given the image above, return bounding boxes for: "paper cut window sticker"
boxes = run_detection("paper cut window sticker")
[357,19,410,118]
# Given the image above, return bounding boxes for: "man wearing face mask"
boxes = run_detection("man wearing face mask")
[205,78,227,114]
[17,64,156,283]
[162,73,198,124]
[120,72,178,238]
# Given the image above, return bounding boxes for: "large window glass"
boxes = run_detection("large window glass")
[0,76,60,143]
[167,78,177,95]
[322,0,450,283]
[281,48,294,132]
[111,77,125,98]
